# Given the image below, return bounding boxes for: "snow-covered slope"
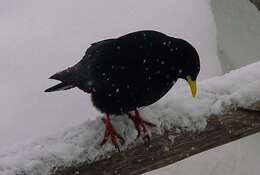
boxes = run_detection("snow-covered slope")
[0,61,259,175]
[211,0,260,72]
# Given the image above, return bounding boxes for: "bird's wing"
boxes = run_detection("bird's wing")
[72,39,121,92]
[75,31,170,94]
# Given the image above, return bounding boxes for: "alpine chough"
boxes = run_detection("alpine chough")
[45,30,200,151]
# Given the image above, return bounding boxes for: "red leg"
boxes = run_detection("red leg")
[127,109,156,140]
[101,114,125,151]
[127,112,141,138]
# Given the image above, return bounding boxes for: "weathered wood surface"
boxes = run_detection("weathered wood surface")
[53,101,260,175]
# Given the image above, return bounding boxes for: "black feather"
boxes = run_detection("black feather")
[45,30,200,114]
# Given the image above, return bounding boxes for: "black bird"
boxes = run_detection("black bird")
[45,30,200,151]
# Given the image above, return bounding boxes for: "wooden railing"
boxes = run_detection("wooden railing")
[53,101,260,175]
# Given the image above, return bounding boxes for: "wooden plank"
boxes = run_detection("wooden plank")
[53,101,260,175]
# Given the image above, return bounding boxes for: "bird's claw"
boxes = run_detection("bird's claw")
[119,136,125,145]
[127,109,156,141]
[115,145,121,152]
[143,134,151,143]
[137,130,141,139]
[101,115,125,152]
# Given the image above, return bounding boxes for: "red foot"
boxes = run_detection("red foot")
[127,109,156,140]
[101,115,125,152]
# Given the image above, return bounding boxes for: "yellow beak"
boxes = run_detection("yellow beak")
[186,76,197,98]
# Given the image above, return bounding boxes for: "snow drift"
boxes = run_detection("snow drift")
[211,0,260,72]
[0,61,259,175]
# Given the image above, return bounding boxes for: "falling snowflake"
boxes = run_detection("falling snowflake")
[86,80,93,86]
[116,88,120,93]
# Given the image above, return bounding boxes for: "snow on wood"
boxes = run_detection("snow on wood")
[53,102,260,175]
[0,61,259,175]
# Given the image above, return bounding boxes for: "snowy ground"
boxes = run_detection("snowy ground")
[0,0,260,174]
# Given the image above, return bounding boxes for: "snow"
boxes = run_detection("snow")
[0,61,259,175]
[0,0,260,174]
[211,0,260,72]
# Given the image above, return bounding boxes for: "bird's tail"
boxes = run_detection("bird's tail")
[44,82,74,92]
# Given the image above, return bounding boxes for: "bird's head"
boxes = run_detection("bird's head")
[174,38,200,98]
